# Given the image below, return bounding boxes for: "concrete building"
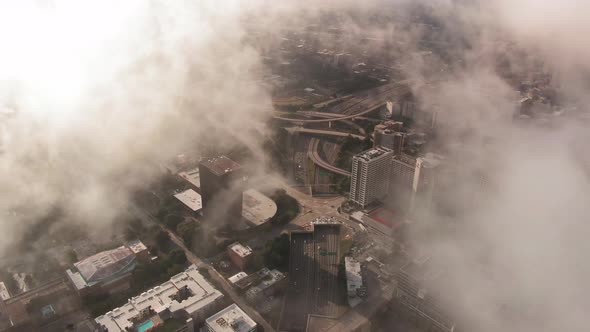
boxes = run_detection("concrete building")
[67,244,139,296]
[389,154,417,211]
[0,282,10,301]
[199,156,243,220]
[96,265,224,332]
[178,167,201,191]
[280,217,342,332]
[349,147,394,207]
[373,121,405,155]
[242,189,277,227]
[244,269,286,304]
[344,257,364,307]
[410,153,444,219]
[174,189,203,215]
[395,257,455,332]
[227,243,253,271]
[205,304,257,332]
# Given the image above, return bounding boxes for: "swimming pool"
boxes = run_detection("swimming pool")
[137,320,155,332]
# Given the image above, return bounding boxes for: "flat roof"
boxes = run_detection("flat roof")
[354,146,393,162]
[228,272,248,284]
[74,246,135,284]
[345,257,363,304]
[178,167,201,188]
[0,282,10,301]
[228,243,252,258]
[200,156,241,176]
[206,304,257,332]
[174,189,203,212]
[242,189,277,226]
[126,240,147,255]
[95,265,223,332]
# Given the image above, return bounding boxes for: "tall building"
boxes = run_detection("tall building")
[199,156,243,220]
[350,147,394,207]
[395,257,456,332]
[205,304,257,332]
[226,242,253,271]
[410,153,444,220]
[373,121,405,155]
[279,218,342,332]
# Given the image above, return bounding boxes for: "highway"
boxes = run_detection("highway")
[308,138,351,177]
[285,127,365,140]
[273,83,411,123]
[130,205,276,332]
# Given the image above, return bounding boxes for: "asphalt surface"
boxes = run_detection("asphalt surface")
[308,138,351,177]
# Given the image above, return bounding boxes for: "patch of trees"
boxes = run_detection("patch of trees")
[270,189,300,225]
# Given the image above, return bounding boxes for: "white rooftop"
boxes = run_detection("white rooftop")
[345,257,363,307]
[126,240,148,254]
[242,189,277,226]
[206,304,257,332]
[178,167,201,188]
[95,265,223,332]
[228,272,248,284]
[0,282,10,301]
[174,189,203,212]
[228,243,252,258]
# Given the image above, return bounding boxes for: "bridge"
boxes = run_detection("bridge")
[285,127,366,140]
[308,138,351,177]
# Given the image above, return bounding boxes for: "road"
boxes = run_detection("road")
[308,138,351,177]
[273,83,412,123]
[285,127,365,140]
[130,205,275,332]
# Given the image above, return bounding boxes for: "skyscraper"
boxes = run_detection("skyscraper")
[349,147,394,207]
[198,155,243,220]
[373,121,405,155]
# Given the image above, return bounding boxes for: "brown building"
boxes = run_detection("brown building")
[198,156,244,221]
[226,242,253,271]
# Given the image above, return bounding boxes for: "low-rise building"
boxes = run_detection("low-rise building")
[95,265,224,332]
[66,244,139,296]
[205,304,257,332]
[244,269,286,304]
[344,257,364,307]
[227,243,253,271]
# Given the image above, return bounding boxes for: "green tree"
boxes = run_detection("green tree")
[176,220,197,247]
[263,234,290,271]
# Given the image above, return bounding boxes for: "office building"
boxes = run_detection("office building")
[199,156,244,220]
[395,257,456,332]
[95,265,224,332]
[389,154,417,211]
[350,147,394,207]
[66,241,148,296]
[205,304,257,332]
[410,153,444,219]
[279,217,342,332]
[373,121,405,155]
[174,189,203,215]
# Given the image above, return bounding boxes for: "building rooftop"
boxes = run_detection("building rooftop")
[418,153,444,168]
[174,189,203,212]
[200,156,241,176]
[126,240,148,255]
[345,257,363,307]
[228,272,249,285]
[228,243,253,258]
[178,167,201,188]
[242,189,277,227]
[354,146,393,162]
[206,304,257,332]
[0,282,10,301]
[74,246,136,285]
[95,265,223,332]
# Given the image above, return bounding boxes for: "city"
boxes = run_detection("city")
[1,1,590,332]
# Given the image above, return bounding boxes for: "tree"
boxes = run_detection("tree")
[176,220,197,247]
[65,249,78,264]
[169,250,187,266]
[263,234,290,271]
[164,214,183,230]
[155,230,169,249]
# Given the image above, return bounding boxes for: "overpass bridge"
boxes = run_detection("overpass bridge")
[285,127,366,140]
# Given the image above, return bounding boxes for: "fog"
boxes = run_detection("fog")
[2,0,590,331]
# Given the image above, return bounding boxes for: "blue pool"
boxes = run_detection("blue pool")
[137,320,155,332]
